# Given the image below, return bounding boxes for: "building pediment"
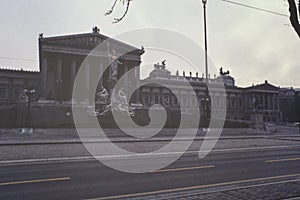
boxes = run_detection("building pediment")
[40,31,143,55]
[41,33,105,49]
[245,81,279,92]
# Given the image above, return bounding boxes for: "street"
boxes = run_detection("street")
[1,137,300,200]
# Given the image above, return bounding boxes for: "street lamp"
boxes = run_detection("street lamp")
[202,0,208,84]
[23,89,36,130]
[202,0,210,121]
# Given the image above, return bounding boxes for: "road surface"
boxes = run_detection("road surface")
[1,143,300,199]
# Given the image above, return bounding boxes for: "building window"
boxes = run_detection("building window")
[231,99,236,108]
[154,95,159,104]
[191,96,195,106]
[0,87,7,99]
[14,87,23,100]
[164,96,169,105]
[173,96,178,106]
[143,94,149,105]
[239,99,242,109]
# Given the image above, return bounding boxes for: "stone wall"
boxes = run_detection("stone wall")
[0,103,249,128]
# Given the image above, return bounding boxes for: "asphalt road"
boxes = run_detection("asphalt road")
[1,145,300,200]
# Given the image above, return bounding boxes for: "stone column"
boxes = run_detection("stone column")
[276,94,280,110]
[70,59,77,102]
[57,57,62,81]
[56,57,62,102]
[160,88,163,105]
[8,78,13,102]
[41,56,48,99]
[272,94,276,110]
[135,64,141,103]
[84,62,90,104]
[122,64,129,98]
[268,95,271,110]
[71,60,76,88]
[150,87,153,105]
[99,63,103,88]
[252,93,255,109]
[262,94,266,110]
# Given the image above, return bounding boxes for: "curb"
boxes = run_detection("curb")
[2,144,300,165]
[0,135,296,146]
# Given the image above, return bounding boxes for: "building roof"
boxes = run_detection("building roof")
[0,67,38,73]
[39,27,144,55]
[0,68,40,79]
[244,80,279,91]
[143,62,237,89]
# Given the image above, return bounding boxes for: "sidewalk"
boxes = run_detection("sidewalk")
[0,127,299,145]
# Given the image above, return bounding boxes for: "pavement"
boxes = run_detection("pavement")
[0,125,299,145]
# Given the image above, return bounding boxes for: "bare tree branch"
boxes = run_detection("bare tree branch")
[105,0,132,23]
[105,0,119,16]
[287,0,300,37]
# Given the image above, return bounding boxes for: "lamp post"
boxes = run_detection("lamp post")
[202,0,208,85]
[23,89,36,130]
[202,0,210,121]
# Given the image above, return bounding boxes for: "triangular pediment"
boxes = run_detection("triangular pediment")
[42,33,105,48]
[246,82,279,91]
[40,32,142,53]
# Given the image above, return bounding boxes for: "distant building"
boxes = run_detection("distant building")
[244,81,281,123]
[39,27,144,102]
[0,27,144,128]
[140,63,282,123]
[0,28,291,127]
[0,68,40,104]
[279,87,297,122]
[294,89,300,123]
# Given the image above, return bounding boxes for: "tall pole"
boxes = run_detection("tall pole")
[26,92,31,128]
[203,0,208,84]
[202,0,209,121]
[24,89,35,129]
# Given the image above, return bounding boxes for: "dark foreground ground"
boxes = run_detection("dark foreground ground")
[0,127,300,200]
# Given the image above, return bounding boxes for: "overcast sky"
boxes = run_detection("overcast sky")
[0,0,299,87]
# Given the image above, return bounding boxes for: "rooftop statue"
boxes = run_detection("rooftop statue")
[153,60,167,70]
[219,67,230,76]
[154,63,160,70]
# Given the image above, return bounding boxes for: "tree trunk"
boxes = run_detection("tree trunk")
[288,0,300,37]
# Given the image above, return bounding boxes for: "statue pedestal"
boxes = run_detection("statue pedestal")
[250,113,264,130]
[107,78,117,103]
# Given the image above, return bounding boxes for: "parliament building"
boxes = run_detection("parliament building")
[0,27,293,127]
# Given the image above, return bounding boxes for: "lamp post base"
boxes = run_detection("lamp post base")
[20,128,34,134]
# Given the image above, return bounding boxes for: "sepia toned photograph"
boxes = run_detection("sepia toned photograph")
[0,0,300,199]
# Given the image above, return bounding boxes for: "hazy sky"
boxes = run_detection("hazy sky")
[0,0,299,87]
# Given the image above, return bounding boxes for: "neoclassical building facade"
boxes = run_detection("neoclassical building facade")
[39,27,144,102]
[0,68,40,104]
[140,63,282,123]
[0,28,287,127]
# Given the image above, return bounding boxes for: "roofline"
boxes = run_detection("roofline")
[244,83,279,90]
[0,67,39,73]
[40,32,144,54]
